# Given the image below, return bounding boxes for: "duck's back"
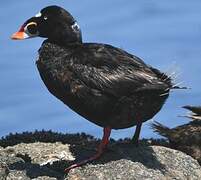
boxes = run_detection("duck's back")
[36,40,172,129]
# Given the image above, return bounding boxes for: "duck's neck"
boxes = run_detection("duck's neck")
[47,38,82,47]
[48,30,82,47]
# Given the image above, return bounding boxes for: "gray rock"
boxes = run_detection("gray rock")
[0,132,200,180]
[67,145,201,180]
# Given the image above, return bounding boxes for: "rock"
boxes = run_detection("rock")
[0,131,200,180]
[67,145,201,180]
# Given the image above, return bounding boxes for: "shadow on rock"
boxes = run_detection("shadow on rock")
[67,141,166,172]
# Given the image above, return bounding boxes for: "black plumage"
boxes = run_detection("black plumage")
[37,41,171,129]
[11,5,179,171]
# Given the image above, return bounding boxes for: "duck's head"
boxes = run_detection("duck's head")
[11,5,82,44]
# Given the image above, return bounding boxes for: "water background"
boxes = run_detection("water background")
[0,0,201,140]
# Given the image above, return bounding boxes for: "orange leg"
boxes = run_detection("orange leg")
[64,127,111,172]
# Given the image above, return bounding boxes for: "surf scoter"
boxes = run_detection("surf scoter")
[11,5,181,171]
[151,106,201,164]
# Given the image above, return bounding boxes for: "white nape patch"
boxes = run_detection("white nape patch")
[71,21,80,32]
[35,12,42,17]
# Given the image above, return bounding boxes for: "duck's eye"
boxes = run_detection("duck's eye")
[71,22,80,32]
[44,16,48,20]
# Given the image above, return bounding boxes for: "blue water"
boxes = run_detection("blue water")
[0,0,201,140]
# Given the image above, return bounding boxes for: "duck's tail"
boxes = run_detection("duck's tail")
[150,121,172,139]
[183,105,201,116]
[150,67,188,91]
[180,105,201,121]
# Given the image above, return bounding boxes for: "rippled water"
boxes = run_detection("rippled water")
[0,0,201,139]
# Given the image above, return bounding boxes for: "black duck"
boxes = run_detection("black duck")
[11,5,181,171]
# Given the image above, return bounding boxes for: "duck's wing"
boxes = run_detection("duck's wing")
[69,43,171,97]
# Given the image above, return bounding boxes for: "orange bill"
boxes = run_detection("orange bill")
[11,31,26,40]
[11,25,27,40]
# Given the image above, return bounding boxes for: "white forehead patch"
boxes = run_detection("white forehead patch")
[35,12,42,17]
[71,22,80,31]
